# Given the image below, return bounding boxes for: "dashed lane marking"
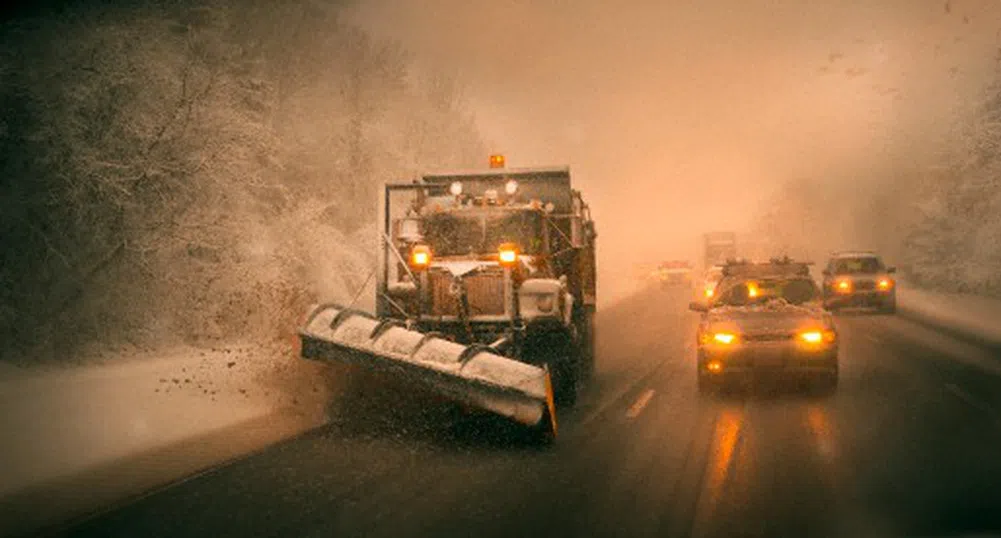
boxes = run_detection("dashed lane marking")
[625,389,655,419]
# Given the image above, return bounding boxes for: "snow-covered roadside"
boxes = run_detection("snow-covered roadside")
[897,284,1001,348]
[0,342,334,533]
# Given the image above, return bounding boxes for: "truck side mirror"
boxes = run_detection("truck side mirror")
[821,269,831,277]
[394,218,422,242]
[689,301,708,312]
[887,266,897,274]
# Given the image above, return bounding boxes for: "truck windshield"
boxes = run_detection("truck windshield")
[423,210,544,256]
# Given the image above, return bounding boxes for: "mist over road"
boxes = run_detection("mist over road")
[57,288,1001,538]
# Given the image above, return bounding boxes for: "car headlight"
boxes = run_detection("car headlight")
[877,277,894,290]
[536,294,555,313]
[700,331,738,345]
[835,279,853,294]
[799,330,836,344]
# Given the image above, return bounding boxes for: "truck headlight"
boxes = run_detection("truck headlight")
[410,244,431,269]
[498,242,518,266]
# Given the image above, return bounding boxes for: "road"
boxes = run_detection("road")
[52,288,1001,538]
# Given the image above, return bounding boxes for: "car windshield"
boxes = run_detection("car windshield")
[713,277,820,307]
[831,256,884,274]
[422,210,544,256]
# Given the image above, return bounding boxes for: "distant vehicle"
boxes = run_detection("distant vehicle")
[702,231,737,269]
[821,251,897,313]
[700,265,725,299]
[689,258,838,394]
[655,260,694,287]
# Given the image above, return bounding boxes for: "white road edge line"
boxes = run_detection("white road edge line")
[944,383,1001,427]
[625,389,655,419]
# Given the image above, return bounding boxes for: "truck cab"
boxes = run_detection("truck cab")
[378,164,597,405]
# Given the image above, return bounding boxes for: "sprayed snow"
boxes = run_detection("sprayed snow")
[410,338,467,369]
[712,298,824,317]
[461,353,547,399]
[331,315,381,347]
[435,260,494,277]
[0,343,330,500]
[371,326,425,356]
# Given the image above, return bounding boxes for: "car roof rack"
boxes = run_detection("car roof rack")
[722,257,813,277]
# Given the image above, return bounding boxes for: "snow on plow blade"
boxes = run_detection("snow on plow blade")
[299,304,557,433]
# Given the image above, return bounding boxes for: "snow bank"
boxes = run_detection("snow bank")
[0,343,332,528]
[897,284,1001,348]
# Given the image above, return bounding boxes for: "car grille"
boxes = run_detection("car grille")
[428,270,506,316]
[854,280,876,291]
[743,333,795,342]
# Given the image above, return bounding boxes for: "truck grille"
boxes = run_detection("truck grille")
[428,270,506,317]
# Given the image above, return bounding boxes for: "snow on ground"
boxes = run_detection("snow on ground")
[897,284,1001,346]
[0,342,333,501]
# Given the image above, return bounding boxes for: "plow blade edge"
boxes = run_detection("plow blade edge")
[299,304,557,432]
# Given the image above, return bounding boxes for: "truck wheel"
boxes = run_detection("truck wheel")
[553,360,579,407]
[578,308,596,382]
[522,328,579,408]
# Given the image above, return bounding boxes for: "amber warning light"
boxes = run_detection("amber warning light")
[410,244,431,269]
[489,154,505,168]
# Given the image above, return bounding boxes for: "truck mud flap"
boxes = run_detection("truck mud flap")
[298,304,557,434]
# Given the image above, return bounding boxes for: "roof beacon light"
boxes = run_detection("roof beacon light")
[449,181,463,196]
[505,179,519,195]
[489,154,505,168]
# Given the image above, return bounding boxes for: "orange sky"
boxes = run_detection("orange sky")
[348,0,1001,301]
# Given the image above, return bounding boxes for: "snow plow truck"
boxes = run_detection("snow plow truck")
[298,156,597,439]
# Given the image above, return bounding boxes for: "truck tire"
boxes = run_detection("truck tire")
[550,353,579,408]
[523,327,579,408]
[577,307,596,382]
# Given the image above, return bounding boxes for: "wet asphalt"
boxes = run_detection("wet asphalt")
[51,288,1001,538]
